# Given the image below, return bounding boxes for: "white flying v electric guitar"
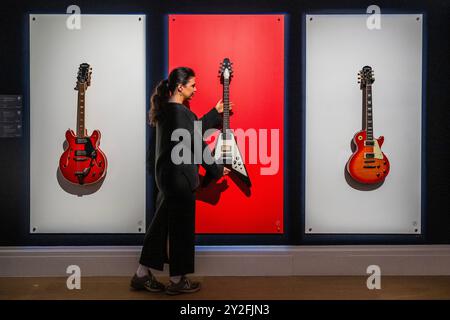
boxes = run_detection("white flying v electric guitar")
[202,58,251,187]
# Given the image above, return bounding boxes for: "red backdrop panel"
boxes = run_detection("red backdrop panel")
[169,15,284,233]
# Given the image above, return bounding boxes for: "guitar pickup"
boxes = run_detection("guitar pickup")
[364,153,375,159]
[76,138,88,144]
[364,141,375,146]
[75,150,87,156]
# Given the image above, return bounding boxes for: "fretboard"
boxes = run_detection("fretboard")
[364,84,374,141]
[223,78,230,132]
[76,86,86,137]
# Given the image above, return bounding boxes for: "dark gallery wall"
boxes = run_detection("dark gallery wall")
[0,0,448,246]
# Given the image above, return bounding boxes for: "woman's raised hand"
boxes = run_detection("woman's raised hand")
[215,99,234,114]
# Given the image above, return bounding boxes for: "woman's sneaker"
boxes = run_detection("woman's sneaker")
[130,273,165,293]
[165,276,201,295]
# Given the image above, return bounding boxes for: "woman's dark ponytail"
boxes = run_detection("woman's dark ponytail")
[148,67,195,126]
[148,79,170,126]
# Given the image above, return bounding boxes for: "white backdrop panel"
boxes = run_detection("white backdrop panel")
[30,14,146,233]
[305,14,423,234]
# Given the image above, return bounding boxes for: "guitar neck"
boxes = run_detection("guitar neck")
[76,86,86,137]
[364,84,374,141]
[223,78,230,132]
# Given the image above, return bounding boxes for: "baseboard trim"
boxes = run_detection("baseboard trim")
[1,245,449,277]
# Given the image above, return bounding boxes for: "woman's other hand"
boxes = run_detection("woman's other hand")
[223,167,231,176]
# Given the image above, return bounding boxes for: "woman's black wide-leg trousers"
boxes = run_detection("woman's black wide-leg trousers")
[139,173,196,277]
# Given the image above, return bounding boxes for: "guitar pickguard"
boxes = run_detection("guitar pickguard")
[364,140,383,160]
[212,131,251,186]
[215,133,247,176]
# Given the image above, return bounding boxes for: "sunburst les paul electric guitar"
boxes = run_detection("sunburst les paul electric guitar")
[346,66,390,184]
[59,63,107,185]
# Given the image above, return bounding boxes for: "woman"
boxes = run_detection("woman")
[131,67,231,295]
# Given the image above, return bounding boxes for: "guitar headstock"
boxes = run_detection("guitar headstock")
[75,63,92,91]
[219,58,233,82]
[358,65,374,89]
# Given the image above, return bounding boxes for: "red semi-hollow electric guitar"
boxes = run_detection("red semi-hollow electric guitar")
[59,63,107,185]
[346,66,390,184]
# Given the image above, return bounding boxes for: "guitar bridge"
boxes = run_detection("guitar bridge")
[73,156,89,161]
[75,168,90,176]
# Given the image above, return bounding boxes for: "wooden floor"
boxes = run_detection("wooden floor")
[1,276,450,300]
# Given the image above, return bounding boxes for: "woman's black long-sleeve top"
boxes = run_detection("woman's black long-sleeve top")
[154,102,224,192]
